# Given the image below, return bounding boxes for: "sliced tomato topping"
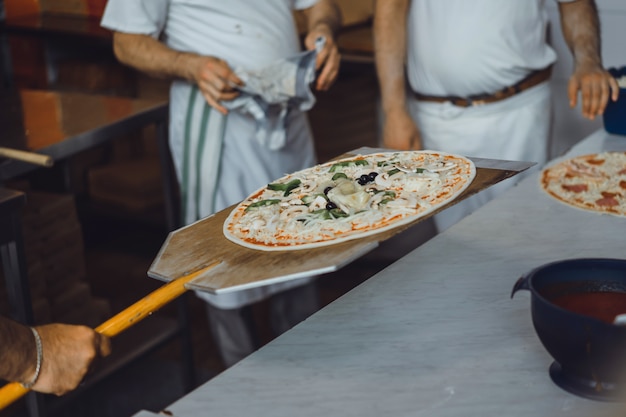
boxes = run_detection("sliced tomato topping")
[596,196,619,207]
[586,158,605,165]
[561,183,588,193]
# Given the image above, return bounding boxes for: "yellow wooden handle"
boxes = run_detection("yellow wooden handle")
[0,147,53,167]
[95,262,219,337]
[0,261,218,409]
[0,384,28,410]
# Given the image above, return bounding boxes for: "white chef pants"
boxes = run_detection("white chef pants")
[407,82,553,231]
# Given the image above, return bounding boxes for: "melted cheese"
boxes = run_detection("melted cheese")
[224,151,477,249]
[327,179,370,213]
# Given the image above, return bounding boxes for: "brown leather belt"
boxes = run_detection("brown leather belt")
[413,66,552,107]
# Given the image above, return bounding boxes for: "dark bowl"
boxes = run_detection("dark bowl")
[512,258,626,401]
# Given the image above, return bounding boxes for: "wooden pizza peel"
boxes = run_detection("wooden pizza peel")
[0,149,533,409]
[148,148,537,294]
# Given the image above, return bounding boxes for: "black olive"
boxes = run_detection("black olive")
[357,179,367,186]
[359,174,370,182]
[368,172,378,181]
[326,202,337,210]
[324,186,333,195]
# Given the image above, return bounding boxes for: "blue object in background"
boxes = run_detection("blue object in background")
[604,67,626,136]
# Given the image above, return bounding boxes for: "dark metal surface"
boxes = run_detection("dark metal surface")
[0,91,168,181]
[0,188,30,322]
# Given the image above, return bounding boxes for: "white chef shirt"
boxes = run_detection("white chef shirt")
[101,0,317,71]
[406,0,578,97]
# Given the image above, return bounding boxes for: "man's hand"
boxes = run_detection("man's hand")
[300,0,342,91]
[191,56,244,114]
[32,324,111,396]
[568,64,620,119]
[558,0,620,120]
[383,108,422,150]
[111,32,243,114]
[304,26,341,91]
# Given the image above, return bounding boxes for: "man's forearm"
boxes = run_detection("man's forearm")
[374,0,410,113]
[112,32,200,82]
[0,316,35,383]
[558,0,603,68]
[304,0,342,36]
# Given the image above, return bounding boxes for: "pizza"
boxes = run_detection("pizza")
[540,151,626,217]
[223,150,476,251]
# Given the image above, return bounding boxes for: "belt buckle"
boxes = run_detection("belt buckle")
[451,96,486,107]
[469,98,487,106]
[450,97,472,108]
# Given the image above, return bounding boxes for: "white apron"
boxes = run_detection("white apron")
[408,83,553,231]
[169,81,317,308]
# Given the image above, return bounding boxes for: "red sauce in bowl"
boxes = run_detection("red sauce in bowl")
[549,292,626,324]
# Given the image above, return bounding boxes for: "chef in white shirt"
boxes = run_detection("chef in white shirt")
[101,0,342,367]
[374,0,619,231]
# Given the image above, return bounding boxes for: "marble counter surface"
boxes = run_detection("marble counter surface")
[152,129,625,417]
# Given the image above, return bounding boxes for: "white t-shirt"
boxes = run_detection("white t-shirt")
[406,0,577,97]
[101,0,317,71]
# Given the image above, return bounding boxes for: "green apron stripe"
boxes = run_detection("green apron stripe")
[181,86,199,224]
[210,116,228,214]
[194,104,211,220]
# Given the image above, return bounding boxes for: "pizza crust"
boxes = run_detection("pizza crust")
[223,150,476,251]
[540,151,626,217]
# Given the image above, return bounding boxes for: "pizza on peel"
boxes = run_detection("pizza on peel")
[223,150,477,251]
[540,151,626,217]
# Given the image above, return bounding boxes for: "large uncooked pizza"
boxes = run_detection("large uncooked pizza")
[223,150,476,251]
[540,151,626,217]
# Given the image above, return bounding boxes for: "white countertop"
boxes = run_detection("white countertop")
[147,129,626,417]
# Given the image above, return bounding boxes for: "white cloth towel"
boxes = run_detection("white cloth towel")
[224,37,325,150]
